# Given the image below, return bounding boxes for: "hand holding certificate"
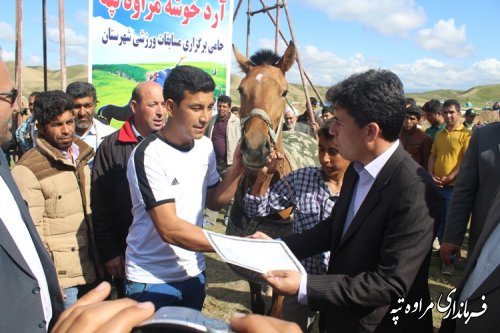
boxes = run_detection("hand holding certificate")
[204,230,306,277]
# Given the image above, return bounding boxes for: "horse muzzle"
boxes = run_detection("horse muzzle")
[240,136,271,170]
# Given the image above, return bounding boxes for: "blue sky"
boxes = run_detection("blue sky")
[1,0,499,92]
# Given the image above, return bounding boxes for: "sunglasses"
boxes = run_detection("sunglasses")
[0,88,18,106]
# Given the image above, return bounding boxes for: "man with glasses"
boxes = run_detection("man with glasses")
[66,82,116,168]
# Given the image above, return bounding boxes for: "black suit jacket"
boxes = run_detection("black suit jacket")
[440,187,500,333]
[444,122,500,254]
[0,153,64,332]
[285,144,440,333]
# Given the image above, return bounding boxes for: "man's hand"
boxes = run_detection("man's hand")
[52,282,154,333]
[440,242,461,266]
[262,270,301,296]
[432,175,443,187]
[104,255,125,279]
[230,313,302,333]
[248,231,272,240]
[440,175,455,187]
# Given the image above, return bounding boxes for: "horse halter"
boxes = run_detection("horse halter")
[240,108,284,147]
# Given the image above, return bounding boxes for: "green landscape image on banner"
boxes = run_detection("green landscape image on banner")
[91,0,233,126]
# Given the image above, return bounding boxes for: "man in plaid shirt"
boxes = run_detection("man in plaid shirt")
[244,125,349,332]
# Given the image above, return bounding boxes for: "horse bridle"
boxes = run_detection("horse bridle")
[240,108,284,147]
[239,108,295,206]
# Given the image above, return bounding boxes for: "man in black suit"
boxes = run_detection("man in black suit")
[258,69,441,332]
[0,59,64,332]
[439,187,500,333]
[440,122,500,264]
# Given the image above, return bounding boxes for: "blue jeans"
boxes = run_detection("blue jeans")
[125,272,206,310]
[64,284,95,309]
[437,186,454,244]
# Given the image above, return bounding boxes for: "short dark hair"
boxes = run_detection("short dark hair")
[163,65,215,105]
[217,95,232,106]
[405,97,416,108]
[321,106,334,116]
[29,91,40,99]
[309,97,318,107]
[326,69,405,142]
[422,99,442,114]
[33,90,74,127]
[405,105,422,119]
[317,124,334,140]
[66,81,97,102]
[443,99,460,112]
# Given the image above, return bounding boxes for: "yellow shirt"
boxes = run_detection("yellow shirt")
[431,124,471,185]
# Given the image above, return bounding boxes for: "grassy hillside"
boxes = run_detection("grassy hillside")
[406,84,500,109]
[6,62,87,94]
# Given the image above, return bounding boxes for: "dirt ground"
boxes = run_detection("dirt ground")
[201,210,469,332]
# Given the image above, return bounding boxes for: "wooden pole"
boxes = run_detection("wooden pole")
[233,0,243,22]
[59,0,67,90]
[15,0,23,113]
[256,0,324,106]
[246,0,251,58]
[274,0,280,53]
[282,0,315,125]
[42,0,48,91]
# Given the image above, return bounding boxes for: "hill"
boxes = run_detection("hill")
[406,84,500,109]
[6,62,499,112]
[5,62,87,95]
[230,73,499,113]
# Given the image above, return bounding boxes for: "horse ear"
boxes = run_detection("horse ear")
[277,41,296,74]
[233,44,253,74]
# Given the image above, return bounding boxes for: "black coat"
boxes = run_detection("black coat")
[91,119,140,262]
[285,144,440,333]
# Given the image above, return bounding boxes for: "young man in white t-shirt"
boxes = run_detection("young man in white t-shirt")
[125,65,244,310]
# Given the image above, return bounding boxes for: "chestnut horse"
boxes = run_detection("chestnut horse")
[226,42,319,318]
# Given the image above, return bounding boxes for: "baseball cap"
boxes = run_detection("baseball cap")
[465,108,476,116]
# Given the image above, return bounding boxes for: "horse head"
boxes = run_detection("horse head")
[233,42,296,170]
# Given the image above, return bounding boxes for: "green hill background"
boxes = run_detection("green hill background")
[6,62,500,113]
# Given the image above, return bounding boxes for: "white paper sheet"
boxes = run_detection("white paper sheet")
[204,230,306,275]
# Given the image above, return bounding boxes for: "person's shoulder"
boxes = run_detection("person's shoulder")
[94,119,118,136]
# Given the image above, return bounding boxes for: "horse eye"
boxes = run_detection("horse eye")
[237,87,243,95]
[281,90,288,97]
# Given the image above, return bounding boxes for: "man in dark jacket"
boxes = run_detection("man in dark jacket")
[91,81,165,296]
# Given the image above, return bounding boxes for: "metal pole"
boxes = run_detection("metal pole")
[15,0,23,112]
[59,0,67,90]
[42,0,48,91]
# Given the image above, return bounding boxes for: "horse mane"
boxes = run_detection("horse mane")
[249,49,281,66]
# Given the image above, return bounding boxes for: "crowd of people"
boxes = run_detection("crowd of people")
[1,52,499,333]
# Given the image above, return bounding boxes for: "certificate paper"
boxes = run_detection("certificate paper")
[204,230,306,275]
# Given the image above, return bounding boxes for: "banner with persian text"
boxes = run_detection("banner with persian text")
[91,0,233,111]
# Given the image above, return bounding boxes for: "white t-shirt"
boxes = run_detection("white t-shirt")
[125,133,220,283]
